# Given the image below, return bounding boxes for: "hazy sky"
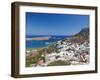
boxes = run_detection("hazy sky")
[26,12,89,35]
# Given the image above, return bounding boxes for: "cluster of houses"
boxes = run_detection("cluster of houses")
[44,40,90,66]
[27,39,89,67]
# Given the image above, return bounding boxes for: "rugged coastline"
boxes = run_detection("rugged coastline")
[26,28,89,67]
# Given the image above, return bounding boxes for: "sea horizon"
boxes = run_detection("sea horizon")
[26,35,71,49]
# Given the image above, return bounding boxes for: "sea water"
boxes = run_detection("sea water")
[26,35,70,49]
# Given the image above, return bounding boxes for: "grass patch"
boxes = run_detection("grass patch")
[48,60,71,66]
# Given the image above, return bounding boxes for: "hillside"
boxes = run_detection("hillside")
[45,27,90,66]
[26,27,90,67]
[62,27,89,44]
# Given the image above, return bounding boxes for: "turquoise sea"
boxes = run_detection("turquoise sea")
[26,35,70,49]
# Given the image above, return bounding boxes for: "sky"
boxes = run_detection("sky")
[26,12,89,35]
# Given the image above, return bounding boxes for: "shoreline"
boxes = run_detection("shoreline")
[26,37,51,41]
[26,46,48,51]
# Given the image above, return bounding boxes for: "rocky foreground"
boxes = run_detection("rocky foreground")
[26,27,89,67]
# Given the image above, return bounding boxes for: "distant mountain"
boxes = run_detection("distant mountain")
[62,27,89,44]
[74,27,89,39]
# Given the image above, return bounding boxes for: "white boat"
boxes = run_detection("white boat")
[45,42,50,44]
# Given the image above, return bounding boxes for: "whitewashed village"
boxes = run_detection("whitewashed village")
[26,28,89,67]
[44,40,89,66]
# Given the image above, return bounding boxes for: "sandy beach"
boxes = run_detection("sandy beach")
[26,37,50,40]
